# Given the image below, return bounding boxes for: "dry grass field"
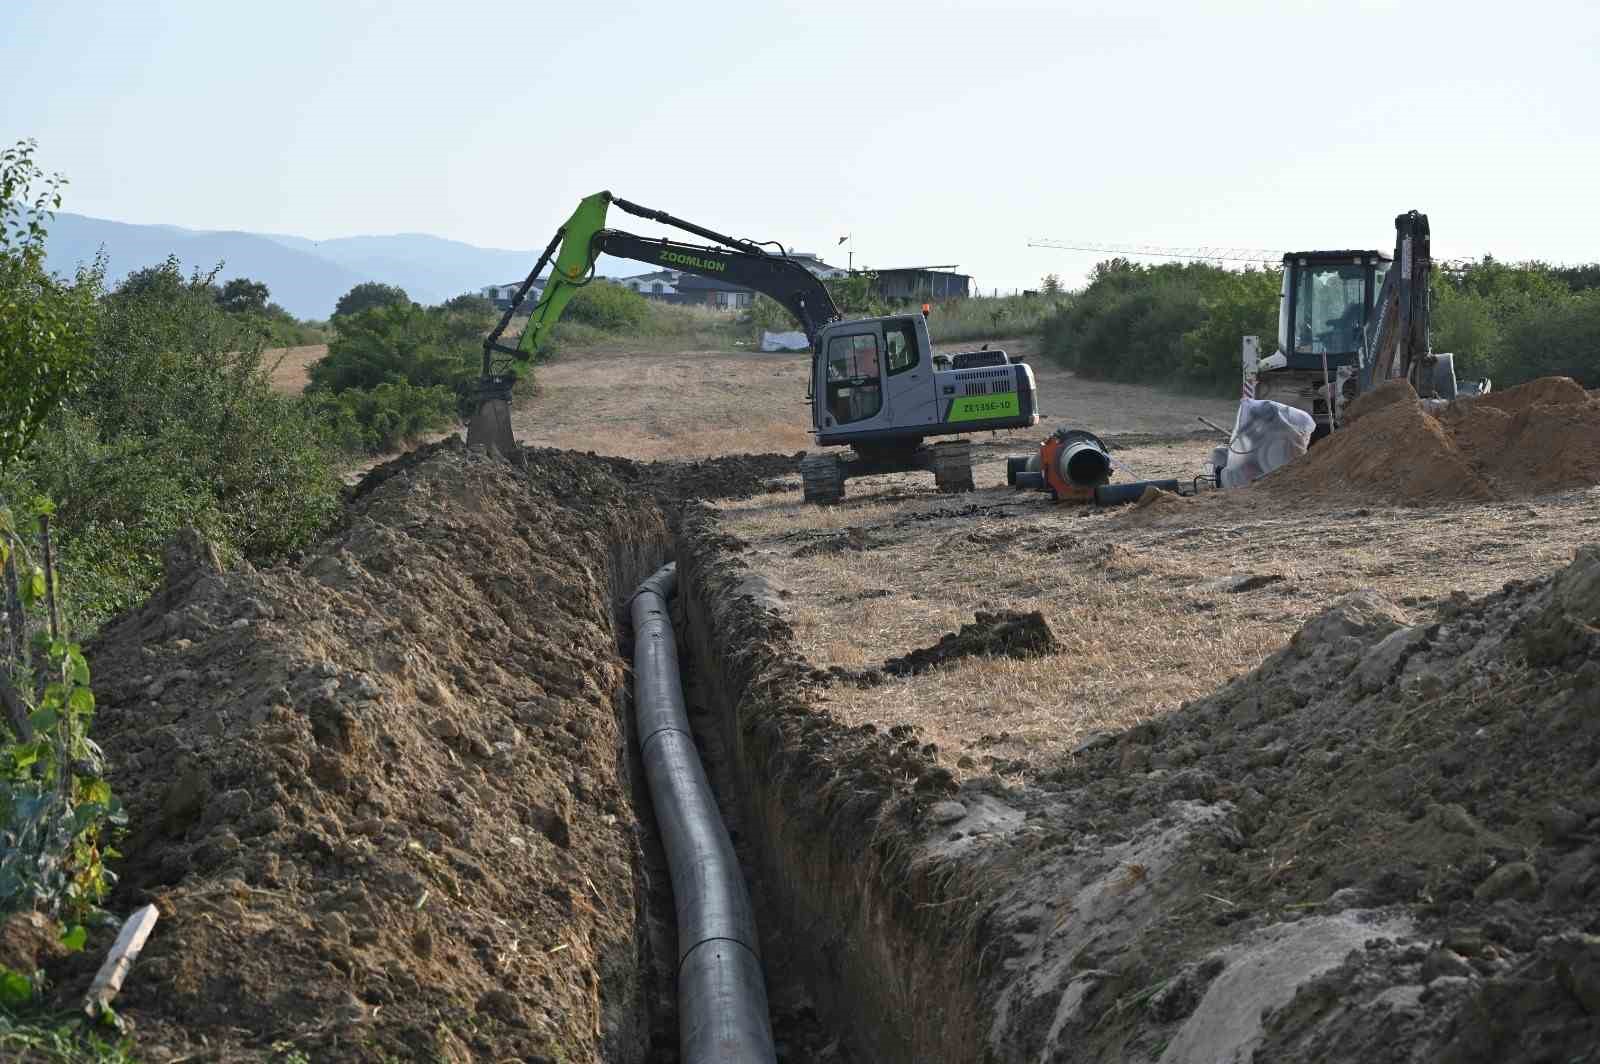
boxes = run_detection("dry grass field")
[510,338,1242,458]
[264,343,328,394]
[272,333,1598,784]
[716,437,1598,777]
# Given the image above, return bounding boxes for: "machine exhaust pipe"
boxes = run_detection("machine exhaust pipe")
[630,565,777,1064]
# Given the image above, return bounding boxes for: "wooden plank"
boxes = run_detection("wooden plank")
[83,903,159,1018]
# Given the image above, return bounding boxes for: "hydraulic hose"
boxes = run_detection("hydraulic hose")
[629,564,777,1064]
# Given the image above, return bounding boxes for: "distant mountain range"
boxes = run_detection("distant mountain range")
[44,213,637,320]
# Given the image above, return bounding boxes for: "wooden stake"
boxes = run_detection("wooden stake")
[83,904,159,1020]
[40,514,60,641]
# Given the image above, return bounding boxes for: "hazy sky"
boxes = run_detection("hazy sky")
[4,0,1597,292]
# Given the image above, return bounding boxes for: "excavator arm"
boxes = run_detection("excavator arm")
[1362,210,1434,391]
[482,192,842,375]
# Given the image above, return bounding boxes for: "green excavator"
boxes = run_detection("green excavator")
[466,192,1040,502]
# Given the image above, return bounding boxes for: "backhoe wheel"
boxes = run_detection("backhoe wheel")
[800,454,845,505]
[931,440,975,494]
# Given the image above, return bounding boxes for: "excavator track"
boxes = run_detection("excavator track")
[800,454,846,505]
[930,440,975,494]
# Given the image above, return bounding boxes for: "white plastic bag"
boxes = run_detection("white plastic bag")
[1220,399,1316,489]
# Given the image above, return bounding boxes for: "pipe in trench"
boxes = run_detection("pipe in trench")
[629,563,777,1064]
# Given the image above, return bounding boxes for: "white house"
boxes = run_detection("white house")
[481,277,545,309]
[616,269,680,297]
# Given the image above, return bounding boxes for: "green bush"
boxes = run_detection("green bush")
[314,380,458,453]
[311,302,474,394]
[928,294,1065,344]
[1040,259,1279,392]
[304,301,488,449]
[16,258,343,627]
[333,281,410,319]
[563,283,650,330]
[1434,257,1600,386]
[0,140,98,468]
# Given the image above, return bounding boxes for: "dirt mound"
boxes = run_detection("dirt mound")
[1034,545,1600,1061]
[75,442,670,1062]
[882,610,1060,677]
[1264,377,1600,504]
[525,446,801,508]
[1474,374,1590,414]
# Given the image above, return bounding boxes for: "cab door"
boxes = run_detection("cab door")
[817,324,894,438]
[880,315,937,429]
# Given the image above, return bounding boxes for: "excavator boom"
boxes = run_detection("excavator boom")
[481,191,840,374]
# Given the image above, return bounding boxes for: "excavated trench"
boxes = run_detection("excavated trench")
[46,439,1600,1063]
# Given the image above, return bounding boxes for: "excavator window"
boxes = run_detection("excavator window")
[1293,264,1368,355]
[825,332,883,424]
[885,320,920,375]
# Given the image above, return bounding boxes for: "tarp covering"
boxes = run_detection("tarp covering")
[1220,398,1316,489]
[760,330,809,352]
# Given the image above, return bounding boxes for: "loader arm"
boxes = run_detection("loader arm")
[1362,210,1433,391]
[483,191,841,373]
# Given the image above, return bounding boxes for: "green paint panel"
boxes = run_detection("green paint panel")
[947,391,1020,423]
[516,191,612,358]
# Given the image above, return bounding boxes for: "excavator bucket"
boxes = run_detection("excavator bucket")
[516,191,612,358]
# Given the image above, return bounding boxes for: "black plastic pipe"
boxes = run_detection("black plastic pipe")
[1094,479,1182,506]
[629,564,777,1064]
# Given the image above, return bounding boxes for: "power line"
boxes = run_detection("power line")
[1027,238,1285,264]
[1029,239,1487,274]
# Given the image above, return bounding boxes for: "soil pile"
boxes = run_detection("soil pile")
[1265,377,1600,504]
[76,442,670,1062]
[1005,543,1600,1061]
[882,610,1060,676]
[538,447,801,509]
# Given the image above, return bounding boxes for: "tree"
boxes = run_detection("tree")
[440,292,496,317]
[1041,273,1062,295]
[217,276,270,315]
[0,139,99,469]
[334,281,410,319]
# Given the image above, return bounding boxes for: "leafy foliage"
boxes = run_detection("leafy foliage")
[1433,257,1600,386]
[310,302,473,393]
[314,380,458,452]
[927,293,1065,343]
[822,272,886,317]
[0,140,99,469]
[0,505,124,930]
[332,281,410,319]
[0,1002,137,1062]
[562,283,650,331]
[1037,253,1600,393]
[1040,259,1278,391]
[305,298,496,451]
[12,257,342,626]
[216,277,269,315]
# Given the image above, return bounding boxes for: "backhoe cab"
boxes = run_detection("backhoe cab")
[1246,249,1390,437]
[468,191,1040,503]
[1244,211,1487,437]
